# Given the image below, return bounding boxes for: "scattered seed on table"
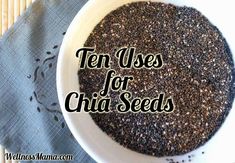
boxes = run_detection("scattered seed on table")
[53,45,58,49]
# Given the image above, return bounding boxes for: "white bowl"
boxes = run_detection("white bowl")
[57,0,235,163]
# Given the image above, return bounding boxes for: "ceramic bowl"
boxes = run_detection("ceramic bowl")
[57,0,235,162]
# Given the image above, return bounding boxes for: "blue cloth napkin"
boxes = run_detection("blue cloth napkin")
[0,0,95,162]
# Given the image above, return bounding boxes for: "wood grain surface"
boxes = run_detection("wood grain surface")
[0,0,35,36]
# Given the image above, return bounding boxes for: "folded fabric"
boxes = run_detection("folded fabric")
[0,0,95,162]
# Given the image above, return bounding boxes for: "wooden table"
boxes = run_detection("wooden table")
[0,0,36,36]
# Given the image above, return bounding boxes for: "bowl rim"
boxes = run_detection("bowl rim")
[57,0,235,163]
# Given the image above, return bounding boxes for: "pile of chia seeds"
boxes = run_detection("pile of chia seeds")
[78,2,235,156]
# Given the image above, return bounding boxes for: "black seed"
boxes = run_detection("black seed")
[53,45,58,49]
[45,107,62,114]
[37,107,41,112]
[51,102,57,106]
[62,32,66,35]
[54,115,59,122]
[61,122,65,128]
[33,66,40,82]
[27,74,31,79]
[36,58,40,62]
[41,71,45,78]
[33,91,43,104]
[43,56,56,65]
[30,96,33,101]
[49,63,53,68]
[46,51,51,55]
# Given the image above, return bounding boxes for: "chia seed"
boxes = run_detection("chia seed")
[78,2,235,156]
